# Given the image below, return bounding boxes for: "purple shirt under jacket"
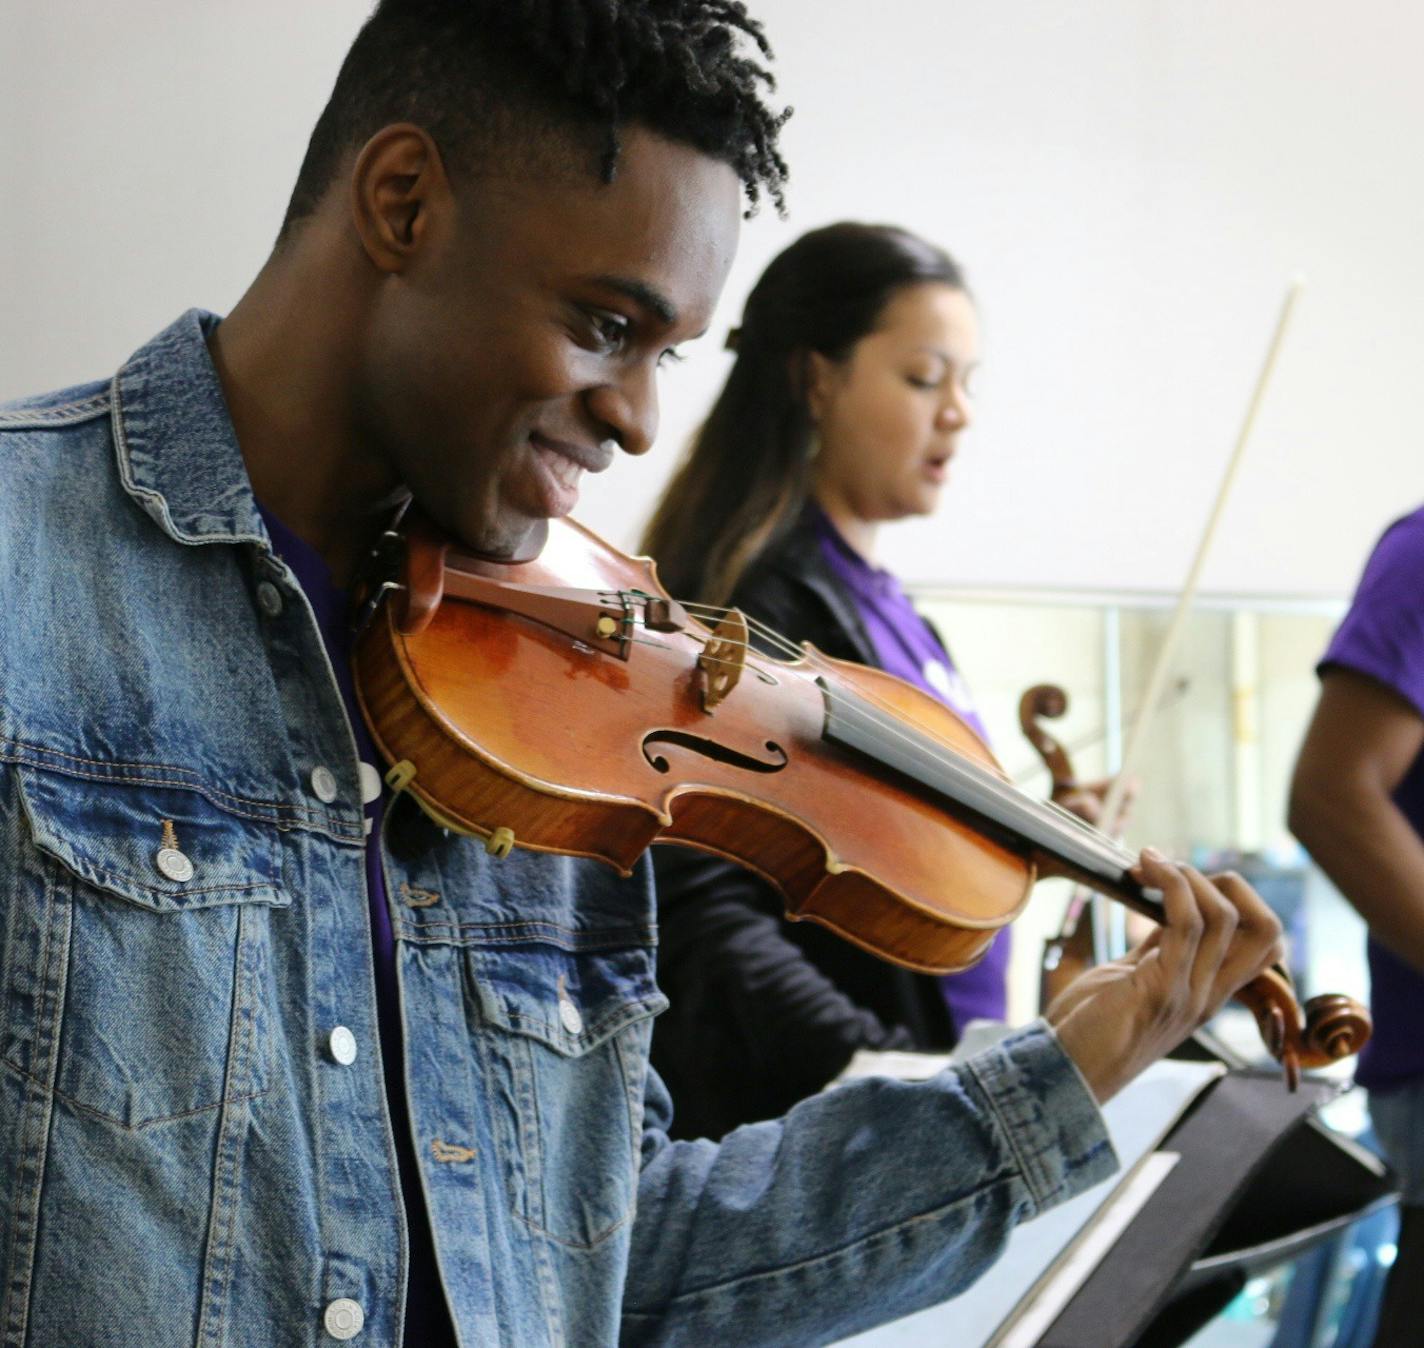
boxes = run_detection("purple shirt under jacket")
[810,507,1009,1026]
[1320,505,1424,1093]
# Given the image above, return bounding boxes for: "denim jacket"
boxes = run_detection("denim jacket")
[0,311,1116,1348]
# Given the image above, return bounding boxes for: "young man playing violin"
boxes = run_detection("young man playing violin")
[0,2,1284,1344]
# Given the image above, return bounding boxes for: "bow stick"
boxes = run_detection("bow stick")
[1085,278,1304,959]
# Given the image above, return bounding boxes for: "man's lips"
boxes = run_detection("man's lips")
[525,432,614,518]
[529,432,615,475]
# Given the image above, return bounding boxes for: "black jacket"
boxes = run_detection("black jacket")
[650,517,957,1140]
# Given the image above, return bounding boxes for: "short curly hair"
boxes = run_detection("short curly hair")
[280,0,790,235]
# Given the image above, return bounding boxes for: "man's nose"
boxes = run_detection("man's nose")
[586,363,660,458]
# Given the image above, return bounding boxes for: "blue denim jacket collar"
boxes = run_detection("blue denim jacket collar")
[113,308,269,551]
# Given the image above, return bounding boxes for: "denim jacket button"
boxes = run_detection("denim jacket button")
[322,1298,364,1340]
[310,766,338,804]
[327,1026,358,1066]
[558,997,584,1036]
[154,847,194,883]
[255,580,283,617]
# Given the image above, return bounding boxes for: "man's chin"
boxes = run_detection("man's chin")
[456,515,549,566]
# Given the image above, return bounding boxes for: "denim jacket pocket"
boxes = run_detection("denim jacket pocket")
[5,765,289,1129]
[470,943,668,1250]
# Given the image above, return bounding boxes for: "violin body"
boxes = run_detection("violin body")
[355,513,1033,975]
[354,509,1370,1085]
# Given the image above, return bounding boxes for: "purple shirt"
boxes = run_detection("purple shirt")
[1320,505,1424,1091]
[257,504,455,1346]
[810,507,1009,1025]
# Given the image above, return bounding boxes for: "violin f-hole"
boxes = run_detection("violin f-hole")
[642,729,788,776]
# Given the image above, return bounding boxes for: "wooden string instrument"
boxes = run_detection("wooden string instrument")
[350,504,1369,1088]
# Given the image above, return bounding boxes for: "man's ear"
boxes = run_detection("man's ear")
[349,123,450,273]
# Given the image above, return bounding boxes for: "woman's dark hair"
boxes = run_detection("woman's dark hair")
[281,0,791,237]
[642,222,966,606]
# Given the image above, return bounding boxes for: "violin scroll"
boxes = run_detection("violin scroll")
[1301,993,1372,1065]
[1018,684,1076,794]
[1234,969,1371,1091]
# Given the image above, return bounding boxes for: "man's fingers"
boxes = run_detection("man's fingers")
[1119,928,1161,962]
[1178,864,1240,1002]
[1130,850,1203,979]
[1207,869,1287,983]
[1208,870,1282,939]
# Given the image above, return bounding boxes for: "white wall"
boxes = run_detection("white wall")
[3,1,1420,599]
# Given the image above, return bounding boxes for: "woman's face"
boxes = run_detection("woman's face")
[807,282,978,526]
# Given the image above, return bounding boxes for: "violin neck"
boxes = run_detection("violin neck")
[819,680,1166,923]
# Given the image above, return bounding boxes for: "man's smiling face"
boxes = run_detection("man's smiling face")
[358,125,742,561]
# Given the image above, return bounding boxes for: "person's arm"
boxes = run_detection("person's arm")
[1290,668,1424,970]
[628,1021,1106,1348]
[624,856,1283,1345]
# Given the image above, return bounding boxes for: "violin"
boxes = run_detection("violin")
[352,508,1370,1089]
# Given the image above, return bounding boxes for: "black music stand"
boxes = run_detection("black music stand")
[1035,1064,1395,1348]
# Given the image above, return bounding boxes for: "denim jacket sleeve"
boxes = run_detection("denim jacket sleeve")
[621,1020,1117,1347]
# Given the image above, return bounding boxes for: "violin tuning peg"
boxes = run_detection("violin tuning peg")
[1281,1049,1301,1093]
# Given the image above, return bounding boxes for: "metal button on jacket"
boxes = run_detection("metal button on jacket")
[310,765,338,804]
[323,1298,364,1340]
[255,580,283,617]
[155,847,194,883]
[558,996,584,1036]
[327,1026,358,1066]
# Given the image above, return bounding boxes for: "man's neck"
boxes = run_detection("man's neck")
[208,234,401,586]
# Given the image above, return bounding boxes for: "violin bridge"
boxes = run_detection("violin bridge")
[698,608,750,711]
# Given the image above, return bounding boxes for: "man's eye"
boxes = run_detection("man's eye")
[658,347,686,369]
[588,312,629,351]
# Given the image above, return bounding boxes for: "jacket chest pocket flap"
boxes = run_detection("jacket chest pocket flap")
[471,943,668,1249]
[9,767,289,1128]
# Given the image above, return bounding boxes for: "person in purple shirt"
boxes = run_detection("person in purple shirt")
[1291,506,1424,1347]
[641,223,1117,1139]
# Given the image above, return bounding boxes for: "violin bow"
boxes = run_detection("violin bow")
[1086,277,1305,961]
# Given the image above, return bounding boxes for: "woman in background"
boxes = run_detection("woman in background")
[643,222,1106,1140]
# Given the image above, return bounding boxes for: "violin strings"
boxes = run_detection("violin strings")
[618,591,1137,876]
[826,694,1137,874]
[661,598,804,656]
[633,595,1130,864]
[674,599,960,729]
[650,595,999,774]
[671,599,1006,765]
